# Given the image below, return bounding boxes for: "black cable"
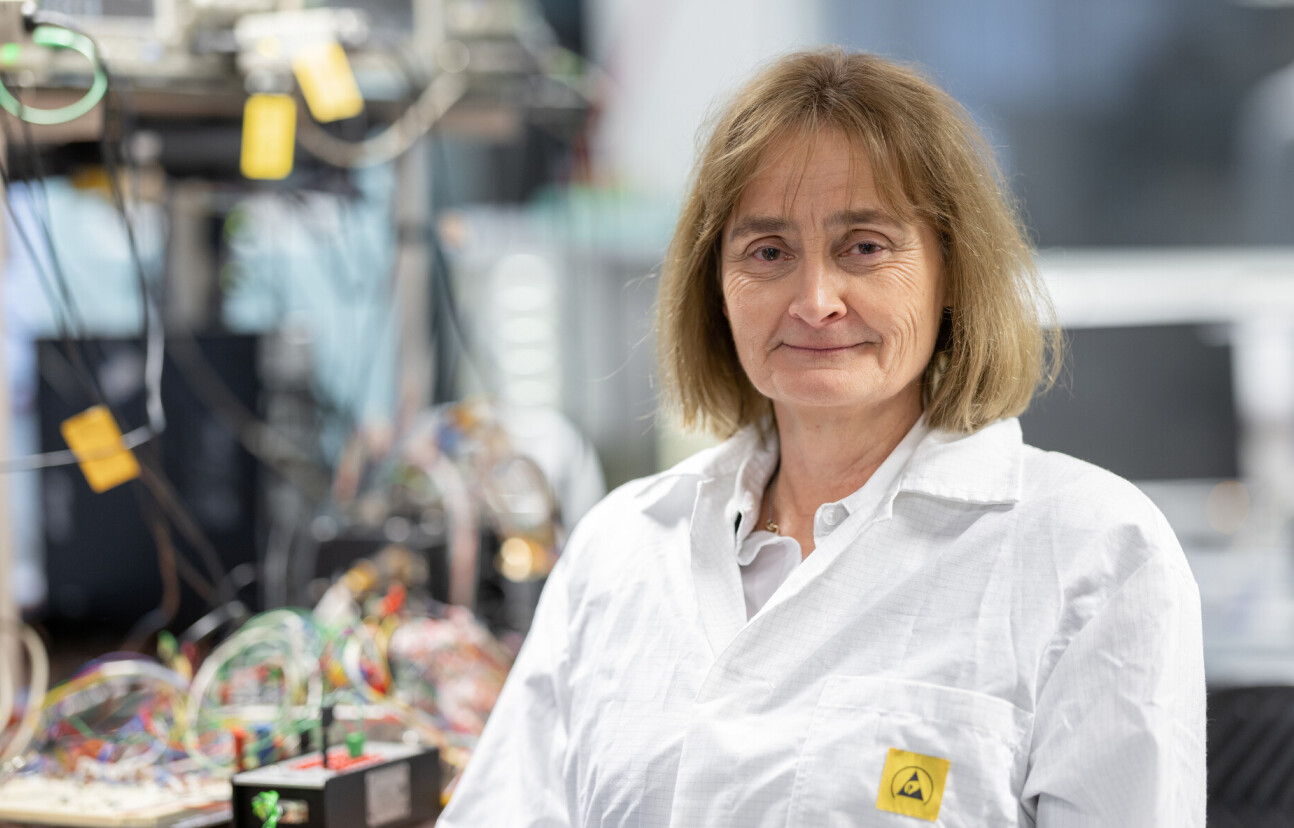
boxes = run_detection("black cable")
[428,207,487,403]
[165,333,333,500]
[97,52,336,612]
[0,15,333,634]
[427,126,492,402]
[5,23,245,628]
[0,175,82,367]
[93,77,239,606]
[429,232,458,404]
[134,460,239,609]
[95,55,166,442]
[122,485,181,652]
[0,117,155,479]
[0,24,164,479]
[0,114,104,409]
[14,13,124,411]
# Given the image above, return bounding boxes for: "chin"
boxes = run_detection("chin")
[769,382,883,411]
[762,372,919,419]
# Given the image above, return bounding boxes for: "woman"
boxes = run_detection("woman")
[440,49,1205,827]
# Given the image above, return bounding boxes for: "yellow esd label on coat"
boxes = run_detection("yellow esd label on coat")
[875,747,950,821]
[293,41,363,123]
[241,94,296,180]
[60,405,140,493]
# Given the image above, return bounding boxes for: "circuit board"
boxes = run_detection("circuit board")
[0,775,231,827]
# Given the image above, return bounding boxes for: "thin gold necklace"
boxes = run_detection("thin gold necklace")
[763,470,780,534]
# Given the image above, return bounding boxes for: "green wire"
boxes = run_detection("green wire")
[66,714,97,740]
[252,790,281,828]
[0,25,108,125]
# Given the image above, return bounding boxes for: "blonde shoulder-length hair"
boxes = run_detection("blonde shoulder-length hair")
[657,48,1060,437]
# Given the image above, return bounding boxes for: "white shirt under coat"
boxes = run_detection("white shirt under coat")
[733,418,923,620]
[439,417,1206,827]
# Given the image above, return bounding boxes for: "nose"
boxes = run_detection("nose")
[788,256,846,326]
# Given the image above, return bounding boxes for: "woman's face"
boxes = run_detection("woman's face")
[720,129,946,425]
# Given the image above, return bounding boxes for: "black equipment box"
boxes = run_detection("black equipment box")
[231,742,440,828]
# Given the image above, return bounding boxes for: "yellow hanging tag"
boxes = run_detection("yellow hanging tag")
[60,405,140,493]
[292,41,364,123]
[241,93,296,180]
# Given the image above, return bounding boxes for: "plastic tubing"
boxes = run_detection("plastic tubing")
[19,659,187,778]
[0,625,50,767]
[0,639,13,757]
[184,611,322,771]
[0,26,108,126]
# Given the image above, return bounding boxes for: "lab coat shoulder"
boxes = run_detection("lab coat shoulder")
[547,457,713,671]
[1014,443,1197,603]
[1011,445,1205,826]
[559,465,695,568]
[1010,443,1200,693]
[557,434,741,586]
[901,421,1196,647]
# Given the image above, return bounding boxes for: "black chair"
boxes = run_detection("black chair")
[1208,685,1294,827]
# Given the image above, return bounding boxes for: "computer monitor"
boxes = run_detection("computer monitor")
[1019,323,1239,482]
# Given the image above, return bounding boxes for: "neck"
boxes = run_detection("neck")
[769,390,922,534]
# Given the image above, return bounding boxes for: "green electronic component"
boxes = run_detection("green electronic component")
[345,731,364,758]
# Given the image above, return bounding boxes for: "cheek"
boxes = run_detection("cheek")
[875,278,930,329]
[871,277,943,362]
[721,278,768,339]
[907,297,943,354]
[725,303,761,355]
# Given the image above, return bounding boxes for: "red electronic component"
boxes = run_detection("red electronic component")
[292,748,383,772]
[379,583,407,617]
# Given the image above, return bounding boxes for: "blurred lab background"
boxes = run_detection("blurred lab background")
[2,0,1294,822]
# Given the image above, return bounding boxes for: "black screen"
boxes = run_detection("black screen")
[1019,324,1239,481]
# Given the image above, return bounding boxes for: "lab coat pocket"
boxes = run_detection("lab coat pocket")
[788,676,1032,827]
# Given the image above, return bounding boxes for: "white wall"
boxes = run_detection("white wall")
[588,0,825,200]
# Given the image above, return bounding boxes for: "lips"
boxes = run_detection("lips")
[781,342,871,352]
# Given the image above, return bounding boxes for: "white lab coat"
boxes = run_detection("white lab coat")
[439,418,1206,827]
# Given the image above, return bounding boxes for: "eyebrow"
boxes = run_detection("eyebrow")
[825,209,907,232]
[727,215,792,241]
[727,208,908,241]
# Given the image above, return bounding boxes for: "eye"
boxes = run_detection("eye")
[852,241,884,256]
[755,246,785,262]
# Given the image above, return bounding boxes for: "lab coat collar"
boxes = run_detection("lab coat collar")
[645,418,1023,659]
[896,417,1024,506]
[638,416,1024,512]
[631,424,770,513]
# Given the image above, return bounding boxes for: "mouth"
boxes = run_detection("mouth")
[781,342,870,355]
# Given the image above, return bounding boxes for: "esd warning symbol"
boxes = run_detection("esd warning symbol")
[875,748,950,821]
[895,767,934,801]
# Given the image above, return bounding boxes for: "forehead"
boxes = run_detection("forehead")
[730,129,906,223]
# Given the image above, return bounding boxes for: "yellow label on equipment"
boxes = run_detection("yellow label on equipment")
[241,93,296,180]
[292,41,364,123]
[875,747,950,821]
[60,405,140,493]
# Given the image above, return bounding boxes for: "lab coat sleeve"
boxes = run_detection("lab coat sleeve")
[1022,551,1206,827]
[437,552,574,827]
